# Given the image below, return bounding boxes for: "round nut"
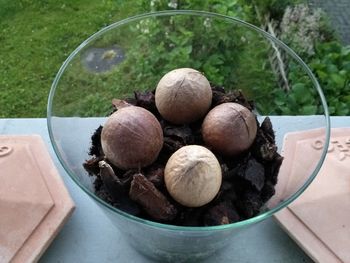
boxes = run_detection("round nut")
[101,106,163,170]
[155,68,212,124]
[202,102,257,156]
[164,145,222,207]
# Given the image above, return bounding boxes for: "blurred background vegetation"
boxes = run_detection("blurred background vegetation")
[0,0,349,117]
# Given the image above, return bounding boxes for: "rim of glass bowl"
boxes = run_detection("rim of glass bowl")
[47,10,330,232]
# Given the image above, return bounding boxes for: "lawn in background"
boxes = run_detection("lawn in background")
[0,0,142,117]
[1,0,349,117]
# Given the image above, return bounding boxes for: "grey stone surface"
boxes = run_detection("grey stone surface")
[309,0,350,44]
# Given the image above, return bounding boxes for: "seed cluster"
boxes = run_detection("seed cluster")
[84,68,283,226]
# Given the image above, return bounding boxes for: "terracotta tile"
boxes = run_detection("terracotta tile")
[274,128,350,263]
[0,135,75,263]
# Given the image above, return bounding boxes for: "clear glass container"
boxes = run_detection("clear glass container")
[47,10,330,262]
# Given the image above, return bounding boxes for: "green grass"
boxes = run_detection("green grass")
[0,0,143,117]
[2,0,347,117]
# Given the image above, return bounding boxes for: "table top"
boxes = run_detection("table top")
[1,117,348,263]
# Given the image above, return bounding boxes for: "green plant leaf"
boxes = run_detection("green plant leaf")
[301,105,318,115]
[330,73,345,86]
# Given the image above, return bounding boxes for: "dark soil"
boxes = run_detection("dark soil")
[83,86,283,226]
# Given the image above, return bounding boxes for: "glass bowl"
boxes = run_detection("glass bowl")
[47,10,330,262]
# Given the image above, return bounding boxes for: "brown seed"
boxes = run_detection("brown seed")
[155,68,212,124]
[101,106,163,170]
[202,102,257,156]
